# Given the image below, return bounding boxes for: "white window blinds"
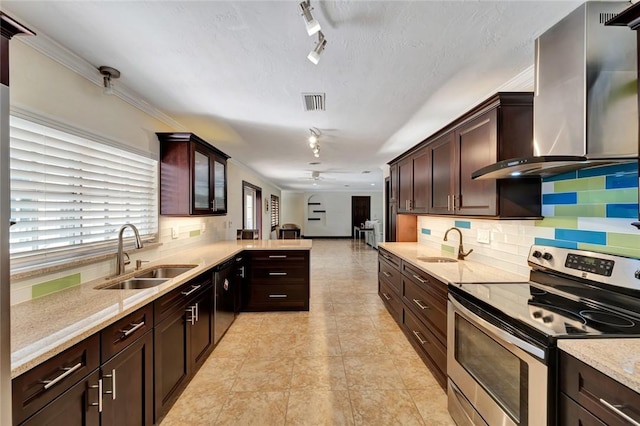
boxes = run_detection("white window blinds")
[270,194,280,229]
[9,115,158,264]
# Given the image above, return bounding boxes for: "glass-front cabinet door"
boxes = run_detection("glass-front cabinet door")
[193,148,211,213]
[213,158,227,214]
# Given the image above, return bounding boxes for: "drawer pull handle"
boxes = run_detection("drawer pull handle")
[599,398,640,426]
[42,362,83,390]
[89,379,103,412]
[121,321,145,337]
[103,369,116,400]
[382,292,392,301]
[382,271,392,278]
[181,284,202,296]
[269,294,288,298]
[186,306,196,325]
[412,299,429,310]
[412,274,427,284]
[269,272,288,276]
[412,330,428,345]
[269,255,287,259]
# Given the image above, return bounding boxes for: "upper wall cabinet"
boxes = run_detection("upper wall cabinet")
[397,148,430,213]
[157,133,229,216]
[391,92,541,218]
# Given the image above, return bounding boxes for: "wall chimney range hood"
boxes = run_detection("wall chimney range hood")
[473,2,638,180]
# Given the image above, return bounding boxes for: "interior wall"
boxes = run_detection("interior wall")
[302,191,383,237]
[281,191,306,232]
[8,40,280,304]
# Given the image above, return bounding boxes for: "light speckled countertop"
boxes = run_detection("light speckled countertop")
[558,339,640,394]
[11,239,312,378]
[377,242,529,284]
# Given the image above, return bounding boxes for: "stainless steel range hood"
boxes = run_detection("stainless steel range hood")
[473,1,638,180]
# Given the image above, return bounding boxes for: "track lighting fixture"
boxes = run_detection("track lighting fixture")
[299,0,321,36]
[99,65,120,95]
[308,128,319,147]
[307,31,327,65]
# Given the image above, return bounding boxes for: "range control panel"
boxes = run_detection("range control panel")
[527,245,640,291]
[564,253,614,277]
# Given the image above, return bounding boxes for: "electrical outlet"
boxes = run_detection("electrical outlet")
[172,227,179,239]
[477,229,491,244]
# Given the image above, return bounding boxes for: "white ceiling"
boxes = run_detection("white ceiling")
[3,0,583,192]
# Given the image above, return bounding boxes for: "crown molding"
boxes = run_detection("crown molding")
[496,64,534,92]
[15,27,186,131]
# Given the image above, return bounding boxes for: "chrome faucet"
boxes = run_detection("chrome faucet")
[116,224,143,276]
[443,227,473,260]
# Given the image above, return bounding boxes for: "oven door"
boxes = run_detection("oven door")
[447,292,548,426]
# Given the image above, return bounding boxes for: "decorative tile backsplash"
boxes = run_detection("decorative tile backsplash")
[417,163,639,277]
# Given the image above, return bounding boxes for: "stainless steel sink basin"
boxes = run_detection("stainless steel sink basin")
[133,265,197,279]
[100,278,169,290]
[416,256,458,263]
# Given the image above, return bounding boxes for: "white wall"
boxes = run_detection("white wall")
[281,191,306,230]
[9,41,280,303]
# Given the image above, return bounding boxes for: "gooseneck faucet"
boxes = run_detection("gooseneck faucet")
[116,224,143,275]
[443,227,473,260]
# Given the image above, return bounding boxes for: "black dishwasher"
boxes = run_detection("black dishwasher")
[213,258,236,344]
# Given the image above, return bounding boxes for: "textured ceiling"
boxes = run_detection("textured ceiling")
[3,0,582,191]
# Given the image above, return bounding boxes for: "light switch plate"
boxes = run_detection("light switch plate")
[477,229,491,244]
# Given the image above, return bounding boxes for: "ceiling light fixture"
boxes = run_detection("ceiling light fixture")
[98,65,120,95]
[307,31,327,65]
[307,128,320,157]
[299,0,321,36]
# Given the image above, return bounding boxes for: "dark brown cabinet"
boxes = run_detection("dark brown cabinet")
[397,149,429,213]
[244,250,310,311]
[157,132,229,216]
[378,248,403,325]
[154,274,214,420]
[392,92,541,219]
[559,351,640,426]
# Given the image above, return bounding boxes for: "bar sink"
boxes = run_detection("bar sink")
[416,256,458,263]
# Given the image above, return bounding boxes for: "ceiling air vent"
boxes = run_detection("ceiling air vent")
[302,93,325,111]
[599,12,617,23]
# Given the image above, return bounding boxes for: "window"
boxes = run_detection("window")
[9,114,158,269]
[244,186,256,229]
[270,194,280,230]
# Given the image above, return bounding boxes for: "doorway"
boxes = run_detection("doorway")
[351,196,371,237]
[242,181,262,238]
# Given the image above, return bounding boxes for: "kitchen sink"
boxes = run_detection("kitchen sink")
[100,278,170,290]
[416,256,458,263]
[133,265,197,279]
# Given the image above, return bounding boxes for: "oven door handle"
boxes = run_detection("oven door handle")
[449,293,546,360]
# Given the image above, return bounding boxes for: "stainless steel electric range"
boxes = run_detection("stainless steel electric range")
[446,245,640,426]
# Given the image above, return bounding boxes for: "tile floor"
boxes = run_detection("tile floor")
[160,239,455,425]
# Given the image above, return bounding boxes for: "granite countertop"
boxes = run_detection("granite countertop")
[377,242,529,284]
[558,339,640,394]
[11,239,312,378]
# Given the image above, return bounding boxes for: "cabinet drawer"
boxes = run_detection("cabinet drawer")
[249,251,308,263]
[101,304,153,361]
[378,258,401,295]
[402,263,448,299]
[403,308,447,389]
[378,249,401,269]
[155,276,212,323]
[402,276,447,345]
[559,351,640,426]
[378,279,402,325]
[12,333,100,425]
[245,284,309,311]
[250,263,308,285]
[559,392,607,426]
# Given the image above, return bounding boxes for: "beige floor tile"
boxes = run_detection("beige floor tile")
[349,389,425,425]
[290,356,347,390]
[378,330,416,355]
[409,388,456,426]
[198,355,246,383]
[286,390,354,425]
[231,357,294,392]
[371,311,402,332]
[210,333,253,358]
[227,314,264,334]
[332,303,374,317]
[214,391,288,425]
[294,332,342,356]
[343,356,403,390]
[334,315,376,334]
[250,333,298,358]
[160,377,230,425]
[338,332,389,356]
[393,355,441,390]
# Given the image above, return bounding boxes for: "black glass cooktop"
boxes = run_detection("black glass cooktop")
[450,275,640,339]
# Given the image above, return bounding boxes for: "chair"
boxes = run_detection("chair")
[278,223,301,239]
[237,229,259,240]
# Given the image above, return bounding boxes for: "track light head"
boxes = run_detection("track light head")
[299,0,321,36]
[99,66,120,95]
[308,128,319,147]
[308,31,327,65]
